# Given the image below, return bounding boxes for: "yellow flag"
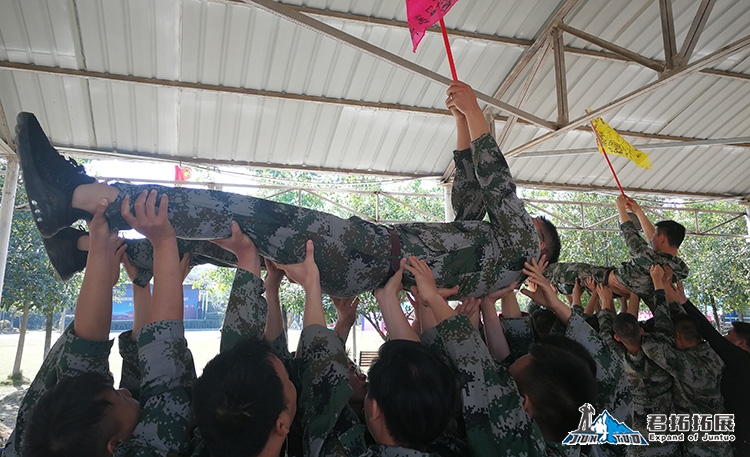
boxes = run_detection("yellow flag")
[591,117,651,169]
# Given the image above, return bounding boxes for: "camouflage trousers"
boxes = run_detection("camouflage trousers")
[543,262,612,295]
[105,183,393,297]
[125,238,238,287]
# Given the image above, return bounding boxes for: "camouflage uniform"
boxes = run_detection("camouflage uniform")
[598,309,678,456]
[640,290,731,457]
[102,134,538,299]
[1,323,112,457]
[543,221,689,305]
[189,268,300,456]
[432,314,571,456]
[498,312,632,457]
[2,320,196,457]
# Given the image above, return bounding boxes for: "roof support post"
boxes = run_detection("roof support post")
[0,154,20,307]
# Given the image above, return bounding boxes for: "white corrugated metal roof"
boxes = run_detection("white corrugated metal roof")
[1,0,749,200]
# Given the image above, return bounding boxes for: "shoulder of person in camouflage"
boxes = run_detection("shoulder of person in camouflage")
[565,313,632,426]
[436,314,549,457]
[451,146,487,222]
[2,321,92,457]
[220,269,267,353]
[419,326,454,370]
[296,324,354,457]
[500,315,535,361]
[117,331,141,397]
[125,319,196,457]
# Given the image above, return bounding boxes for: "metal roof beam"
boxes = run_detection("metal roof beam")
[506,33,750,158]
[557,22,664,72]
[680,0,717,65]
[233,0,555,130]
[497,40,552,150]
[6,60,747,152]
[659,0,678,69]
[284,3,750,82]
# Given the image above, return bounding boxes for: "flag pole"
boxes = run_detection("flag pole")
[439,19,458,80]
[590,122,626,198]
[586,112,626,198]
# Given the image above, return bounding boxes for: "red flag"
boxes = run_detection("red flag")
[175,165,192,182]
[406,0,459,52]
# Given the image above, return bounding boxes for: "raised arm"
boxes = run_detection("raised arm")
[624,196,655,242]
[480,284,516,363]
[374,260,420,342]
[121,190,182,323]
[332,296,359,343]
[74,199,126,341]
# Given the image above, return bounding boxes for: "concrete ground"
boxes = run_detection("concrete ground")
[0,326,385,447]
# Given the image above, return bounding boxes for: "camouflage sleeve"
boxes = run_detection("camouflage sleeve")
[118,331,141,398]
[452,147,487,221]
[3,321,113,457]
[119,320,197,457]
[270,332,293,367]
[500,315,535,361]
[565,313,631,425]
[219,269,267,353]
[420,326,453,368]
[619,221,652,261]
[56,326,115,379]
[597,309,626,358]
[470,134,537,246]
[437,314,548,457]
[640,290,693,381]
[296,325,353,457]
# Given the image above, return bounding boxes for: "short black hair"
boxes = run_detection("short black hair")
[531,308,558,336]
[613,312,642,346]
[23,372,115,457]
[193,338,286,457]
[655,220,686,249]
[731,321,750,346]
[512,336,597,441]
[673,314,701,344]
[537,216,561,263]
[366,340,459,450]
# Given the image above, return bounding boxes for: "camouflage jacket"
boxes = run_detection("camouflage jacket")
[640,291,731,456]
[612,221,689,304]
[598,310,679,457]
[2,323,114,457]
[435,314,572,457]
[640,291,726,415]
[396,133,539,298]
[115,320,197,457]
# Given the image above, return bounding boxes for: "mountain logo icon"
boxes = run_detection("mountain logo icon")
[563,403,648,446]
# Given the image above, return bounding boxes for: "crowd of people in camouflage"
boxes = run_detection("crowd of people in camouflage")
[2,80,749,457]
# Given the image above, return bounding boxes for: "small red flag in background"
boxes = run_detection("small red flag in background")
[175,165,192,182]
[406,0,459,52]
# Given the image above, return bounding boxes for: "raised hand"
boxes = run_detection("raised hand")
[121,190,175,244]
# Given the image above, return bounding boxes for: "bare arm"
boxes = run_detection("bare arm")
[275,240,325,329]
[121,190,182,323]
[520,258,572,325]
[74,199,126,341]
[480,283,516,362]
[374,260,420,341]
[625,197,655,241]
[332,296,359,343]
[263,260,286,343]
